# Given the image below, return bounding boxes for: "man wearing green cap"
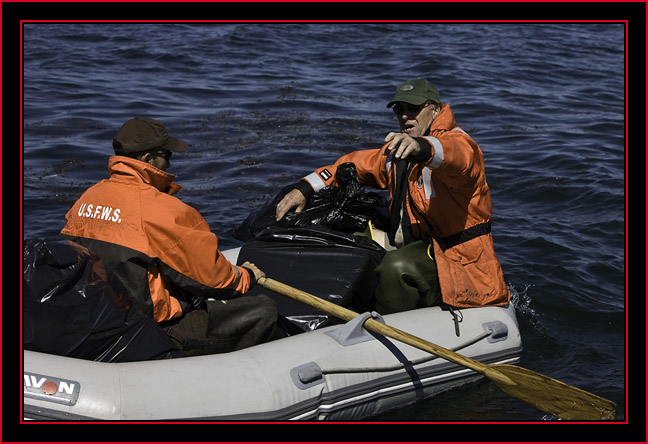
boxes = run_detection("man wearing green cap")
[275,79,509,313]
[61,117,279,356]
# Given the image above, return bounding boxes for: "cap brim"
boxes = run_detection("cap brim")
[387,94,429,108]
[162,136,188,153]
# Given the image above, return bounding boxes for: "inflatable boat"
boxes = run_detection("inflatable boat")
[22,243,522,422]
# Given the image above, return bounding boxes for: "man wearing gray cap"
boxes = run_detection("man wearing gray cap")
[275,79,509,314]
[61,117,278,356]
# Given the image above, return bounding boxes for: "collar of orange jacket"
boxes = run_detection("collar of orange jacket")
[427,103,458,134]
[107,155,182,195]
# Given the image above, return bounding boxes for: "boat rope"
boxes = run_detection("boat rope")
[320,328,494,375]
[448,306,463,337]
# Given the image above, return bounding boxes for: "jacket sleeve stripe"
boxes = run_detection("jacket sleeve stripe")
[303,171,327,192]
[423,136,444,169]
[422,167,436,199]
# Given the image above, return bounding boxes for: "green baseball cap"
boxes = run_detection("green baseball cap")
[387,79,440,108]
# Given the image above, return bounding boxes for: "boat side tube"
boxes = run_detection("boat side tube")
[23,303,521,421]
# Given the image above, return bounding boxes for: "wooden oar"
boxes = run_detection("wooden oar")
[258,277,617,420]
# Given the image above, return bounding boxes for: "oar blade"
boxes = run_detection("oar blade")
[487,364,617,420]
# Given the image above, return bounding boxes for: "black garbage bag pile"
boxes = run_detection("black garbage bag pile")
[23,238,184,362]
[233,162,389,242]
[237,226,385,334]
[234,163,387,334]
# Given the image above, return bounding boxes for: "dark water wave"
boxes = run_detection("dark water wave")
[22,22,626,421]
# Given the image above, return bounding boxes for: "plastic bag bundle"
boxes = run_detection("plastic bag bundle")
[234,162,390,333]
[23,238,184,362]
[237,226,385,333]
[234,162,388,242]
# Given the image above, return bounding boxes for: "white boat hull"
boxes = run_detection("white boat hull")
[24,301,521,421]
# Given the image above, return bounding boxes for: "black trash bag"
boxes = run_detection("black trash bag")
[23,238,185,362]
[232,184,295,243]
[237,225,385,333]
[233,162,389,242]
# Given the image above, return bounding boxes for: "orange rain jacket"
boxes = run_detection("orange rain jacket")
[300,104,509,308]
[60,156,254,322]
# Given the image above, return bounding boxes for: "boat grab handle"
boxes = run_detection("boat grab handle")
[289,321,508,387]
[291,362,324,390]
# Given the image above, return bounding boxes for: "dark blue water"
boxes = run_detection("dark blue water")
[21,23,626,421]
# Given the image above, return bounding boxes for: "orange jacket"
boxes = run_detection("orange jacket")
[301,104,509,308]
[60,156,253,322]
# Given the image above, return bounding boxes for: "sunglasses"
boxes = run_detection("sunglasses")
[150,150,172,162]
[392,103,427,115]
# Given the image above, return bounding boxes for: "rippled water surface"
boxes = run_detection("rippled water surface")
[21,22,626,422]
